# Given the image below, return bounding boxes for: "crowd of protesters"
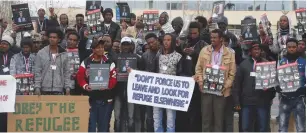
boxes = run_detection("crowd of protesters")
[0,5,305,132]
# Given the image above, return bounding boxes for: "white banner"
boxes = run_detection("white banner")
[127,70,195,112]
[0,75,17,113]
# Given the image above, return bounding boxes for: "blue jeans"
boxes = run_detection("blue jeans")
[88,99,113,132]
[153,107,176,132]
[114,94,135,132]
[279,97,306,132]
[242,105,270,132]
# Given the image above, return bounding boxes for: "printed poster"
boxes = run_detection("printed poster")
[89,64,110,90]
[211,1,225,23]
[255,61,278,89]
[117,55,137,81]
[14,74,34,95]
[277,62,301,93]
[203,65,226,96]
[11,4,33,32]
[67,49,80,75]
[241,18,257,41]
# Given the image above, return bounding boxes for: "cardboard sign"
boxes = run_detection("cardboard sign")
[211,1,225,23]
[89,64,110,90]
[117,55,137,81]
[203,64,226,96]
[255,61,278,89]
[0,75,17,113]
[277,62,301,93]
[11,4,33,32]
[127,70,195,112]
[241,18,257,41]
[7,95,89,132]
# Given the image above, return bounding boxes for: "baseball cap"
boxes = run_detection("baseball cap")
[121,37,132,44]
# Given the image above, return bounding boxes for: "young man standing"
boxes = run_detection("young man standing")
[101,8,121,41]
[77,39,117,132]
[232,42,275,132]
[195,29,236,132]
[74,14,87,40]
[34,29,72,95]
[277,38,305,132]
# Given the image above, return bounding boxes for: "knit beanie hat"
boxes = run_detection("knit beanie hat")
[103,8,113,17]
[1,35,14,46]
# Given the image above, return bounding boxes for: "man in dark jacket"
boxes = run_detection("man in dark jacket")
[176,21,208,132]
[100,8,121,42]
[232,42,275,132]
[74,14,87,40]
[171,17,183,38]
[195,16,211,44]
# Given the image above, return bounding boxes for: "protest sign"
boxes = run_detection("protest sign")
[241,18,257,41]
[211,1,225,23]
[203,65,226,96]
[116,2,130,21]
[11,4,33,32]
[87,9,101,35]
[7,95,89,132]
[89,64,110,90]
[255,61,278,89]
[117,55,137,81]
[67,49,80,74]
[86,0,101,11]
[277,62,301,93]
[0,75,17,113]
[14,74,34,95]
[127,70,195,112]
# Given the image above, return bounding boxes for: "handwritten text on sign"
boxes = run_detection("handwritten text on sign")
[127,70,195,112]
[8,96,89,132]
[0,75,17,113]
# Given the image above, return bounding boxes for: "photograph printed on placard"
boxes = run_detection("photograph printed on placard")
[271,71,276,77]
[294,81,300,87]
[269,65,275,70]
[203,82,209,89]
[263,80,269,86]
[213,69,219,75]
[209,75,214,82]
[266,73,271,79]
[287,82,293,89]
[256,66,262,72]
[217,85,223,90]
[219,70,224,76]
[270,79,275,84]
[263,66,269,72]
[219,77,224,84]
[256,80,261,86]
[210,83,216,90]
[68,52,73,57]
[294,73,300,79]
[289,75,294,81]
[285,67,291,74]
[278,69,284,75]
[214,77,219,83]
[261,72,266,79]
[280,83,286,90]
[292,66,298,73]
[206,67,211,74]
[284,75,290,82]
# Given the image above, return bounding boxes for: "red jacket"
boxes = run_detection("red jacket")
[77,54,117,100]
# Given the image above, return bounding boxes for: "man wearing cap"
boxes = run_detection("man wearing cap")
[232,42,275,132]
[0,35,15,132]
[114,37,143,132]
[34,29,72,95]
[100,8,121,42]
[36,7,59,33]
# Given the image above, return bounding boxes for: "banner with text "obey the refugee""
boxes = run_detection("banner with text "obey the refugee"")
[127,70,195,112]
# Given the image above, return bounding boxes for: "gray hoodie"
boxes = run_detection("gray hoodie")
[34,46,72,92]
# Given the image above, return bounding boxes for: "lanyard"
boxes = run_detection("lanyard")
[23,56,29,72]
[60,25,66,33]
[76,26,83,36]
[38,19,44,32]
[252,58,257,71]
[3,54,7,66]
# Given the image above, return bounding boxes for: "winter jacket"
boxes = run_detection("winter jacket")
[179,40,208,76]
[77,54,117,101]
[140,50,160,73]
[34,46,72,92]
[9,52,36,75]
[100,21,121,41]
[195,45,236,97]
[200,28,211,44]
[0,51,15,75]
[74,24,87,40]
[232,58,276,106]
[277,56,306,98]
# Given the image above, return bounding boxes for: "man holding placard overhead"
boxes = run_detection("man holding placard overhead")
[195,29,236,132]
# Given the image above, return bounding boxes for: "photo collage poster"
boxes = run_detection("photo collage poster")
[14,74,34,95]
[67,49,80,77]
[255,61,278,90]
[117,55,137,81]
[11,3,33,32]
[203,65,226,96]
[89,64,110,90]
[86,9,101,35]
[277,62,301,93]
[241,18,257,41]
[211,1,225,23]
[86,0,101,12]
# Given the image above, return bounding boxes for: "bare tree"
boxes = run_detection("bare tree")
[0,0,19,22]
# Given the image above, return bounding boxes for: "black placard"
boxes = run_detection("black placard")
[11,4,33,32]
[89,64,110,90]
[241,18,258,41]
[117,55,137,81]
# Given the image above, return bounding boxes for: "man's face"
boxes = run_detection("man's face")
[247,27,250,32]
[112,42,120,53]
[93,44,105,56]
[147,37,158,51]
[159,14,167,25]
[195,19,203,29]
[97,71,101,76]
[0,42,9,53]
[222,38,229,47]
[1,20,8,28]
[144,44,149,52]
[287,42,298,54]
[19,12,23,17]
[37,9,45,17]
[131,18,136,26]
[218,23,227,32]
[49,33,60,46]
[189,28,199,39]
[104,13,113,22]
[102,36,112,51]
[76,17,84,26]
[32,41,41,53]
[22,45,31,55]
[123,7,126,12]
[121,43,131,53]
[67,34,78,49]
[163,35,172,50]
[214,6,219,14]
[125,61,129,66]
[258,24,265,35]
[279,16,289,29]
[250,46,261,58]
[60,15,68,25]
[172,24,182,33]
[298,41,306,52]
[92,1,96,5]
[210,33,222,47]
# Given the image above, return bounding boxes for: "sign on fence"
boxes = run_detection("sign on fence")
[0,75,17,113]
[127,70,195,112]
[7,96,89,132]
